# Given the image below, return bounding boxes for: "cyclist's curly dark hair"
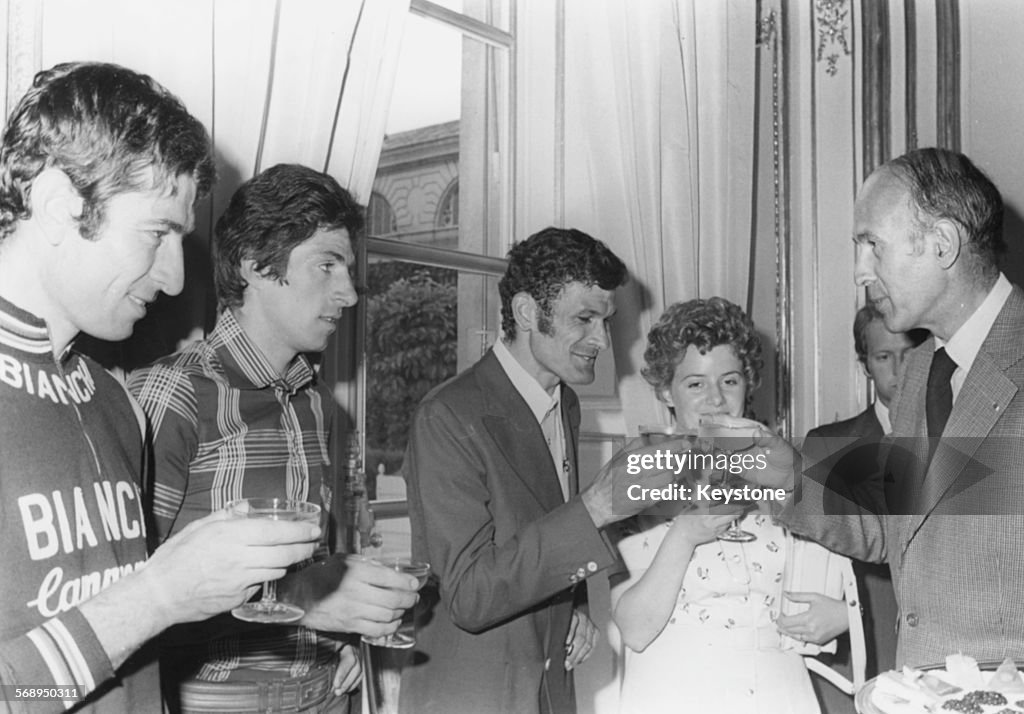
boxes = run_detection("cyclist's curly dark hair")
[498,227,627,338]
[0,62,214,242]
[214,163,363,310]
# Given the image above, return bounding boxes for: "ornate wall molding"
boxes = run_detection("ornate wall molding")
[935,0,960,151]
[904,0,918,151]
[815,0,851,77]
[758,7,792,439]
[3,0,41,119]
[862,0,891,175]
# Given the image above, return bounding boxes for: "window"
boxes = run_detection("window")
[366,192,397,236]
[341,0,513,559]
[436,179,459,228]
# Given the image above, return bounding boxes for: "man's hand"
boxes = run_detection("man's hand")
[776,592,849,645]
[698,415,798,490]
[581,436,689,528]
[332,643,361,695]
[564,610,599,671]
[292,555,419,638]
[138,509,320,628]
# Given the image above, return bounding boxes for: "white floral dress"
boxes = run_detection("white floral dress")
[617,514,821,714]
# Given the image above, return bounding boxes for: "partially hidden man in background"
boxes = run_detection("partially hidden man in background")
[0,63,318,712]
[400,227,675,714]
[803,304,925,712]
[128,164,419,713]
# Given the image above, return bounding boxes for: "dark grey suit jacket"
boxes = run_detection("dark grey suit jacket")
[805,406,897,687]
[400,350,617,714]
[787,286,1024,668]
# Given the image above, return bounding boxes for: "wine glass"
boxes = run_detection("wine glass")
[698,422,757,543]
[228,498,321,623]
[361,556,431,649]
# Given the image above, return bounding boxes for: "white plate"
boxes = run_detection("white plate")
[856,663,1024,714]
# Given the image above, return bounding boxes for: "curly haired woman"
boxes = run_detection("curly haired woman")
[612,297,858,714]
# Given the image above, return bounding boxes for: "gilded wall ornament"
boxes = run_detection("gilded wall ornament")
[816,0,852,76]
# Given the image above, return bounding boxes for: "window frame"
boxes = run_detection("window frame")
[352,0,516,530]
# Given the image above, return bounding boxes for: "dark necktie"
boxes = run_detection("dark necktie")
[925,347,957,439]
[919,347,957,509]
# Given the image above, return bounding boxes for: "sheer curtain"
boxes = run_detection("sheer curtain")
[565,0,758,432]
[2,0,410,358]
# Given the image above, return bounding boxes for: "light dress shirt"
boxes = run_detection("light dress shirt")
[935,272,1012,404]
[492,339,569,500]
[874,399,891,435]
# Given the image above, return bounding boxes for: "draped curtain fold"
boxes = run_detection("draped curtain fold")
[565,0,759,432]
[2,0,410,353]
[14,0,409,205]
[209,0,409,216]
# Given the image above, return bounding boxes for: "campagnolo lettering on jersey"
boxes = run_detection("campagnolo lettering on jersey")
[0,352,96,404]
[18,480,148,618]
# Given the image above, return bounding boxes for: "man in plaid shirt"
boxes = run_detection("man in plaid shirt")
[129,164,418,712]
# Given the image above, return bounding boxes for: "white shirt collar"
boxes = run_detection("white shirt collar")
[873,400,891,435]
[492,338,560,425]
[936,273,1012,377]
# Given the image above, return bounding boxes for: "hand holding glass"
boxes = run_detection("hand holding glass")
[361,557,431,649]
[228,498,321,623]
[697,421,758,542]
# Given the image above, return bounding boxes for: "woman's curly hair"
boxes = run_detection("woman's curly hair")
[642,297,763,407]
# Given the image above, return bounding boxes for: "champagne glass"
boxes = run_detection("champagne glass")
[637,423,678,447]
[698,422,757,543]
[361,556,431,649]
[638,423,700,448]
[710,476,757,542]
[228,498,321,623]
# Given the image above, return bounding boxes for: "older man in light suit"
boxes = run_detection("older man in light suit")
[726,148,1024,669]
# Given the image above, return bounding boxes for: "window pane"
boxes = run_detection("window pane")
[358,1,511,559]
[362,261,500,560]
[373,12,509,258]
[364,261,457,488]
[386,14,461,135]
[364,261,500,498]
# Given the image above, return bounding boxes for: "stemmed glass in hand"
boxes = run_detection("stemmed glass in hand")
[698,421,758,543]
[228,498,322,624]
[361,556,431,649]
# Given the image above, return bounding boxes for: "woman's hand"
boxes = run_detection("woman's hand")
[776,592,850,645]
[668,514,737,547]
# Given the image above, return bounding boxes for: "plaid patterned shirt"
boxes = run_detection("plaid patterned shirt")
[127,309,337,681]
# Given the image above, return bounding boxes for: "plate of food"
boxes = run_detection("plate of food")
[856,655,1024,714]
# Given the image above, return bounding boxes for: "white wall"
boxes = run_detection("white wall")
[961,0,1024,289]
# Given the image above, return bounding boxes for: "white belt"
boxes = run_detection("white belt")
[668,623,782,651]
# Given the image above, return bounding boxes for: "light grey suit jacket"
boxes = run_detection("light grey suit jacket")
[786,285,1024,668]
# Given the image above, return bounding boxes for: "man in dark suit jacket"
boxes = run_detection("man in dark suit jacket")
[803,306,924,711]
[400,228,672,714]
[809,304,931,513]
[727,148,1024,669]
